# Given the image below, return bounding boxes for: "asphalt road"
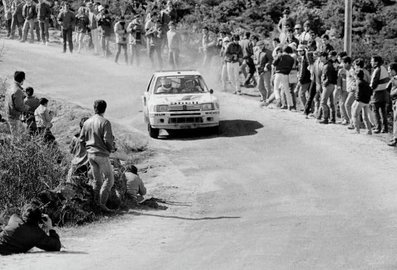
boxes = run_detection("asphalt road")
[1,39,397,270]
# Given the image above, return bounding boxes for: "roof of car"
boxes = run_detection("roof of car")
[153,70,202,77]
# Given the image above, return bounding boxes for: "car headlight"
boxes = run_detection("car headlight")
[201,103,214,111]
[154,105,169,112]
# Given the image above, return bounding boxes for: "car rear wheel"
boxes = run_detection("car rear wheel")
[148,124,159,138]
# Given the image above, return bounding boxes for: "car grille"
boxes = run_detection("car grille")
[169,117,203,124]
[169,104,201,111]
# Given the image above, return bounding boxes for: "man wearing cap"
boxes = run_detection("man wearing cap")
[57,2,75,53]
[167,21,181,69]
[256,40,273,104]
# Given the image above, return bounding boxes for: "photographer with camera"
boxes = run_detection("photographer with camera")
[114,16,128,64]
[0,202,61,255]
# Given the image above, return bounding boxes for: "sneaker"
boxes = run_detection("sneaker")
[319,119,329,124]
[373,129,381,134]
[341,119,349,125]
[388,140,397,146]
[99,204,116,213]
[347,125,355,130]
[367,130,372,135]
[45,41,49,46]
[381,129,388,133]
[330,119,336,124]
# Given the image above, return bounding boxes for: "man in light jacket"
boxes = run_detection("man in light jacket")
[80,100,116,213]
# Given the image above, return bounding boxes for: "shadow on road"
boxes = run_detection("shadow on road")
[129,211,240,221]
[161,119,263,140]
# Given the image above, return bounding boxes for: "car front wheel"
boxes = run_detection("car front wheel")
[148,124,159,138]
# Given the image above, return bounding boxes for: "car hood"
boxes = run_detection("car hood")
[151,93,217,104]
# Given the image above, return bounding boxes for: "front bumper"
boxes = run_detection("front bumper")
[149,110,220,129]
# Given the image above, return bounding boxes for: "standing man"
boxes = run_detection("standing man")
[272,46,295,110]
[86,2,99,55]
[255,40,273,104]
[145,12,163,68]
[319,51,337,124]
[297,45,311,108]
[5,71,28,136]
[224,34,243,95]
[114,16,128,64]
[167,21,181,69]
[127,13,144,66]
[57,2,75,53]
[387,63,397,146]
[80,100,116,212]
[201,26,216,67]
[10,0,24,40]
[36,0,51,45]
[370,55,390,133]
[21,0,37,43]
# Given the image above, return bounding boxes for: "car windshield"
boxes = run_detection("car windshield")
[154,75,208,94]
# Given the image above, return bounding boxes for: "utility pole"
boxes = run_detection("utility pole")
[344,0,353,56]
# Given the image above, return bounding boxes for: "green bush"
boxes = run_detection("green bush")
[0,133,68,213]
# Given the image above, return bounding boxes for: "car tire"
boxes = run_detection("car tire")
[148,124,159,138]
[209,125,220,135]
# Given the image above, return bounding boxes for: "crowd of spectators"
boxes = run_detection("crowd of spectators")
[2,2,397,146]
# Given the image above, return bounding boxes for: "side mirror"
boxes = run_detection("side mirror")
[209,89,214,94]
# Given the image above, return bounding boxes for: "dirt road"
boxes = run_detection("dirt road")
[1,40,397,270]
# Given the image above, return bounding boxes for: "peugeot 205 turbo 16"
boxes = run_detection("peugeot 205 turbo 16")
[143,70,220,138]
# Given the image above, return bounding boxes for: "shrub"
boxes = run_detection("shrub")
[0,133,69,214]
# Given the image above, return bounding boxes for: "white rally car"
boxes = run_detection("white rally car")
[143,70,220,138]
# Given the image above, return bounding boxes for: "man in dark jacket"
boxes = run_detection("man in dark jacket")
[224,34,243,94]
[5,71,28,136]
[57,2,75,53]
[21,0,37,43]
[37,0,51,45]
[0,202,61,255]
[319,51,337,124]
[10,0,24,39]
[297,44,311,108]
[351,70,373,134]
[80,100,116,212]
[272,45,295,109]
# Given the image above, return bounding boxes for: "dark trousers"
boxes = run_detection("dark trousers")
[304,80,316,115]
[373,102,388,131]
[6,19,12,37]
[10,17,23,39]
[39,19,49,42]
[62,28,73,52]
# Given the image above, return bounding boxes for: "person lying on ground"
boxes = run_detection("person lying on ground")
[125,164,147,203]
[0,202,61,255]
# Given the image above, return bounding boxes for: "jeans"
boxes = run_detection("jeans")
[352,101,371,133]
[258,71,271,100]
[22,19,35,42]
[372,101,388,131]
[91,28,99,54]
[6,18,12,37]
[334,87,348,122]
[62,28,73,52]
[39,19,49,43]
[11,17,23,39]
[88,154,115,206]
[227,62,240,92]
[299,82,311,109]
[321,84,336,121]
[304,80,317,115]
[345,91,355,123]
